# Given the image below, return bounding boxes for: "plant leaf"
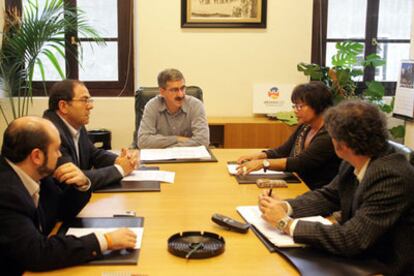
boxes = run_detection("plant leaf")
[363,53,386,67]
[389,125,405,139]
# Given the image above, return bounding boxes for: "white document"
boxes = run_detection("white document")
[140,146,211,161]
[394,60,414,118]
[66,227,144,249]
[227,163,284,175]
[123,170,175,184]
[237,205,332,248]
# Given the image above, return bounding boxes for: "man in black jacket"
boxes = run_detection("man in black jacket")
[43,79,137,190]
[0,117,136,275]
[259,101,414,275]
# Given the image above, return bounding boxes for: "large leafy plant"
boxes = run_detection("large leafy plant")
[0,0,103,124]
[297,41,404,139]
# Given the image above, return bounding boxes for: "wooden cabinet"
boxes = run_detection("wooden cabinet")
[208,117,296,148]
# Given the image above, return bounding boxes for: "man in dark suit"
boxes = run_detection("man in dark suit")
[0,116,137,274]
[43,80,137,190]
[259,101,414,275]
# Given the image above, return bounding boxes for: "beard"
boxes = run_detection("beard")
[37,153,54,178]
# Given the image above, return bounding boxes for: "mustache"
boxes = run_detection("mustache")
[174,96,185,101]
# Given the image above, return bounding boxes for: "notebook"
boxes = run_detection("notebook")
[236,205,332,247]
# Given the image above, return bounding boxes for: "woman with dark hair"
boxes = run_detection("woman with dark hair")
[237,81,341,190]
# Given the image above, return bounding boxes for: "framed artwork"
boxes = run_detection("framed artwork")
[181,0,267,28]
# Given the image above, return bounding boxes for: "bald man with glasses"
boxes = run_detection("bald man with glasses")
[43,79,137,191]
[137,68,209,149]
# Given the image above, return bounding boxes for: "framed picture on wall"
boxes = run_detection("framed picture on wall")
[181,0,267,28]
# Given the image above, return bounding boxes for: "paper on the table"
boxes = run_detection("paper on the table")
[66,227,144,249]
[237,206,332,248]
[227,163,284,175]
[123,170,175,183]
[140,146,211,161]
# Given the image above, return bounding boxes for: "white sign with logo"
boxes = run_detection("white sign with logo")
[252,83,295,115]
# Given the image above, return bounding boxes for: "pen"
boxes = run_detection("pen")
[268,188,273,197]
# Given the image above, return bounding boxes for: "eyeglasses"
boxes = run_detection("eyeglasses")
[70,97,94,104]
[165,86,186,93]
[292,104,307,111]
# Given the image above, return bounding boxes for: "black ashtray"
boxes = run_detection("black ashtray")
[167,231,225,259]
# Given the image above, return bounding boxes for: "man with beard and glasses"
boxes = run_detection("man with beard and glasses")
[0,117,137,275]
[43,80,138,191]
[137,68,210,148]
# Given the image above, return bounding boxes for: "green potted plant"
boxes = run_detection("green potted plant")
[297,41,404,139]
[0,0,103,124]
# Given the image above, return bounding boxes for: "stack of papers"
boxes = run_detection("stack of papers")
[66,227,144,249]
[237,205,332,247]
[140,146,211,161]
[123,170,175,183]
[227,162,284,175]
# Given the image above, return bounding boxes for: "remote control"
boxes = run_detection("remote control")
[211,213,250,233]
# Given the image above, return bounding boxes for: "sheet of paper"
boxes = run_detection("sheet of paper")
[140,146,211,161]
[66,227,144,249]
[227,163,284,175]
[394,86,414,118]
[123,170,175,183]
[237,205,332,248]
[394,60,414,118]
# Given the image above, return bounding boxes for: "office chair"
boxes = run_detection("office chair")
[131,86,203,148]
[388,140,414,166]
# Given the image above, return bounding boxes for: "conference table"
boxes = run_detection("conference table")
[27,149,309,276]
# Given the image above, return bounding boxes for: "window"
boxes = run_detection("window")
[6,0,134,96]
[312,0,412,95]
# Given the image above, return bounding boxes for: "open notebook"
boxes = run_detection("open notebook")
[237,205,332,247]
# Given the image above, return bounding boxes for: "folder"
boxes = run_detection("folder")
[235,172,300,184]
[237,206,388,275]
[58,217,144,265]
[141,147,218,164]
[95,166,160,193]
[227,162,301,184]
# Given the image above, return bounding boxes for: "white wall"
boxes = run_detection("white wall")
[136,1,311,117]
[405,6,414,148]
[0,1,313,148]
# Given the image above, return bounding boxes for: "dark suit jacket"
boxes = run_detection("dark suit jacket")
[264,125,341,190]
[43,110,122,190]
[0,156,101,275]
[288,147,414,275]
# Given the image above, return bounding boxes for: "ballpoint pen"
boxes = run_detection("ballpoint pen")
[268,188,273,197]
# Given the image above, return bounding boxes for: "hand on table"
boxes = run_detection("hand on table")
[105,228,137,250]
[115,148,139,175]
[236,159,263,175]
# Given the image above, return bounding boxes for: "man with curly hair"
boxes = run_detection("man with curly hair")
[258,100,414,275]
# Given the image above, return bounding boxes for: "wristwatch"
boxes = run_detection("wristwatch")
[262,159,270,173]
[276,216,292,233]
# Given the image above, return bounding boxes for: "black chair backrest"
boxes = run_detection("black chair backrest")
[131,86,203,148]
[388,140,414,166]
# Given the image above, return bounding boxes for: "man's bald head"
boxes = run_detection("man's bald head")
[1,116,59,163]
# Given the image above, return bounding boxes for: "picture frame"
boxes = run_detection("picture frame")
[181,0,267,28]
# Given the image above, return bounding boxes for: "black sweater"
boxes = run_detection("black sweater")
[264,124,341,190]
